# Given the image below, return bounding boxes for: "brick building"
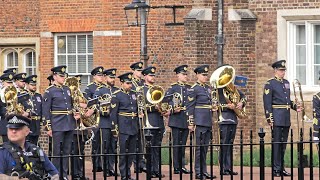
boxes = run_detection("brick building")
[0,0,318,144]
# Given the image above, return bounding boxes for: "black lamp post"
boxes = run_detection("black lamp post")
[124,0,150,68]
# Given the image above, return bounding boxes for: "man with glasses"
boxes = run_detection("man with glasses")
[24,75,42,145]
[263,60,301,177]
[186,65,216,179]
[42,65,80,180]
[110,72,142,180]
[166,65,191,174]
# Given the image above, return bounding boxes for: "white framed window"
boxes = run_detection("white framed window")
[5,51,19,71]
[287,21,320,88]
[24,49,36,76]
[54,33,93,90]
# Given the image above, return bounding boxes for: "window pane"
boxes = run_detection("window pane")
[67,36,76,54]
[88,35,93,53]
[26,68,33,76]
[78,55,87,73]
[25,52,35,66]
[296,45,306,64]
[7,52,18,67]
[315,45,320,64]
[314,65,320,85]
[68,55,77,73]
[57,36,66,53]
[297,65,306,85]
[315,25,320,43]
[78,35,86,53]
[296,25,306,44]
[80,76,89,91]
[58,55,66,65]
[88,55,93,71]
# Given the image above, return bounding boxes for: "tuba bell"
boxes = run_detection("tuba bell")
[64,77,100,130]
[210,65,247,119]
[0,85,24,115]
[146,85,169,113]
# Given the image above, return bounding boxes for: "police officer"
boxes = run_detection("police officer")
[0,114,59,179]
[263,60,300,177]
[84,66,105,100]
[215,65,246,176]
[130,62,147,173]
[13,73,27,94]
[130,62,145,91]
[166,65,191,174]
[110,72,141,180]
[24,75,42,145]
[186,65,216,179]
[141,66,166,178]
[42,65,80,180]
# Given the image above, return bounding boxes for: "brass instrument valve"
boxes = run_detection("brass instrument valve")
[188,115,194,126]
[44,120,52,131]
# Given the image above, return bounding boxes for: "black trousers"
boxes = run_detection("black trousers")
[73,133,86,176]
[219,124,237,170]
[273,126,290,171]
[119,133,137,177]
[148,128,164,173]
[171,127,189,169]
[195,126,211,174]
[133,129,146,170]
[52,130,73,178]
[92,128,113,171]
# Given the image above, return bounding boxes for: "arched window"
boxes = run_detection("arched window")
[6,51,19,71]
[24,50,36,76]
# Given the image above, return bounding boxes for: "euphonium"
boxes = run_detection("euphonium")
[146,85,169,113]
[64,77,100,129]
[210,65,247,119]
[0,85,24,115]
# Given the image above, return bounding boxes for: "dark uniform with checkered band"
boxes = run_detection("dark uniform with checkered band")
[42,65,76,179]
[0,114,59,179]
[186,65,215,179]
[263,60,297,176]
[24,75,42,145]
[110,72,139,180]
[166,65,191,174]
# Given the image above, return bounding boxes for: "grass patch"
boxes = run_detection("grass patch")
[160,144,319,167]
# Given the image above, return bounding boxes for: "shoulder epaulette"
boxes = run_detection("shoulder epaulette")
[186,83,192,86]
[45,85,54,90]
[316,92,320,99]
[113,90,120,94]
[171,82,178,86]
[87,82,94,86]
[191,83,198,88]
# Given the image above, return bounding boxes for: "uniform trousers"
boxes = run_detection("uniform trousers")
[119,133,137,177]
[273,126,290,171]
[52,130,73,178]
[195,126,211,175]
[219,124,237,170]
[171,127,189,169]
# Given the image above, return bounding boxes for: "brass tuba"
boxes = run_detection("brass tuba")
[0,85,24,115]
[64,77,100,130]
[210,65,247,119]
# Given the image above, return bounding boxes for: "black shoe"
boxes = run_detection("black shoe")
[204,172,216,179]
[151,172,157,178]
[226,169,238,175]
[195,174,205,179]
[174,168,180,174]
[181,167,191,174]
[121,176,135,180]
[140,167,147,173]
[273,170,281,177]
[282,170,291,176]
[155,172,165,178]
[92,167,103,172]
[222,170,230,175]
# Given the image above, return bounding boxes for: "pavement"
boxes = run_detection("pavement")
[70,161,320,180]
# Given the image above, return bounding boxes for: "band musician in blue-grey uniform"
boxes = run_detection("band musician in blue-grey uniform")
[0,72,30,144]
[42,65,81,180]
[130,62,147,173]
[3,68,17,74]
[92,69,115,176]
[110,72,142,180]
[24,75,42,145]
[313,90,320,151]
[84,66,105,100]
[186,65,216,179]
[215,66,246,176]
[0,114,59,179]
[263,60,301,177]
[142,66,166,178]
[166,65,191,174]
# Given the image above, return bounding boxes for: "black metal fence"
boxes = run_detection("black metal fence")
[50,127,320,180]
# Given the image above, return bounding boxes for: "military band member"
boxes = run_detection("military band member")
[0,114,59,179]
[42,65,80,180]
[186,65,216,179]
[166,65,191,174]
[130,62,145,91]
[110,72,141,180]
[3,68,17,74]
[130,62,147,173]
[313,91,320,149]
[13,73,27,94]
[142,66,165,178]
[263,60,300,177]
[84,66,104,100]
[47,74,54,86]
[24,75,42,145]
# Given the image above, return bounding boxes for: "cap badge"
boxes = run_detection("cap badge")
[128,74,132,79]
[184,67,187,71]
[112,70,116,74]
[61,67,66,72]
[139,63,143,67]
[204,67,208,72]
[281,61,285,66]
[151,68,155,73]
[22,74,26,78]
[11,116,19,123]
[99,68,102,72]
[9,74,13,79]
[13,69,16,73]
[32,77,36,81]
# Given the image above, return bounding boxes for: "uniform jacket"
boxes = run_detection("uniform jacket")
[84,82,102,100]
[166,82,190,129]
[110,89,139,135]
[263,77,297,127]
[186,82,213,128]
[28,91,42,136]
[42,84,76,132]
[313,92,320,141]
[94,86,112,129]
